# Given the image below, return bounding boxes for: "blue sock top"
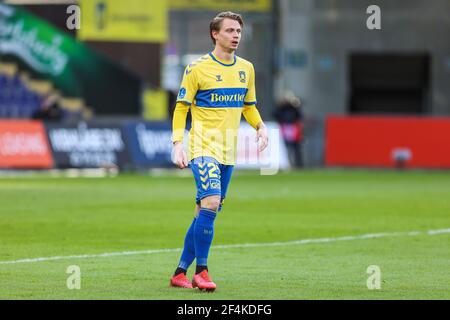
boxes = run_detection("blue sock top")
[199,208,217,218]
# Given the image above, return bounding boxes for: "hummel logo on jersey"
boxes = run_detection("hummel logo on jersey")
[216,75,223,82]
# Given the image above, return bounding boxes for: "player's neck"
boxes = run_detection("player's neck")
[212,46,235,63]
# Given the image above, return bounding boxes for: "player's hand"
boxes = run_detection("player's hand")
[256,123,269,153]
[172,141,188,169]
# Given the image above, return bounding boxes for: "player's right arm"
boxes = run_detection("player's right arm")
[172,102,189,169]
[171,64,199,169]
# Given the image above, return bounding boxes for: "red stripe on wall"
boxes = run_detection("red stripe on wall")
[0,120,54,169]
[325,116,450,168]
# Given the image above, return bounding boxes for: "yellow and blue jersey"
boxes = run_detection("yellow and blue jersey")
[173,51,262,165]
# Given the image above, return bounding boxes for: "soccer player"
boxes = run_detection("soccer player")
[170,11,268,291]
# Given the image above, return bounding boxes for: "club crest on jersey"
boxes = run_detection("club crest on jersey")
[216,75,223,82]
[239,71,246,83]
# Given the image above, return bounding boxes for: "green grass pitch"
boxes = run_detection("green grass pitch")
[0,170,449,299]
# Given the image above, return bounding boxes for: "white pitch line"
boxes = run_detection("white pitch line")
[0,228,449,265]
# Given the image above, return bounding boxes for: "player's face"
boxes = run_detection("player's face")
[215,18,242,52]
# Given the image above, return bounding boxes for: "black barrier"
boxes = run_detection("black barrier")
[123,121,177,168]
[45,122,131,169]
[43,120,285,170]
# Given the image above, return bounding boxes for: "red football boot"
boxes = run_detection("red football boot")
[170,273,193,289]
[192,270,217,292]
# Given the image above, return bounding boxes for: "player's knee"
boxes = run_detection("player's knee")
[201,196,221,212]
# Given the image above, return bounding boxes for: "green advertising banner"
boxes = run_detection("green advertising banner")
[0,3,141,115]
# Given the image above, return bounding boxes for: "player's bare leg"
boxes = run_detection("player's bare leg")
[195,203,201,217]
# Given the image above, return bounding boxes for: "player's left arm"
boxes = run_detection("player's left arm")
[243,105,268,152]
[243,63,268,152]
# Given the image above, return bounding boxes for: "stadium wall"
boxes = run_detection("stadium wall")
[276,0,450,116]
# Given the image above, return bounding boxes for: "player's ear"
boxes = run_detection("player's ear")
[212,30,219,41]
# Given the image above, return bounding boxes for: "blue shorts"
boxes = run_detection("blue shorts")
[190,156,234,211]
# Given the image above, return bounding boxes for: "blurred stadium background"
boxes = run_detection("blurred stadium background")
[0,0,449,299]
